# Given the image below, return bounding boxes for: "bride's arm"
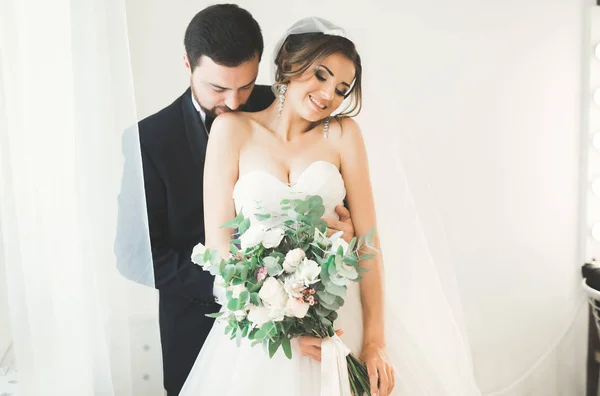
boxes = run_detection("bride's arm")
[203,114,246,259]
[338,117,394,396]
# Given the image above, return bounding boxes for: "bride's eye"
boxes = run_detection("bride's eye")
[336,89,348,97]
[314,71,327,82]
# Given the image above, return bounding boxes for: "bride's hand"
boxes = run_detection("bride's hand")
[361,343,395,396]
[297,329,344,362]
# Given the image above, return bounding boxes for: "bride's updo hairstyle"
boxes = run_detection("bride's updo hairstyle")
[274,33,363,117]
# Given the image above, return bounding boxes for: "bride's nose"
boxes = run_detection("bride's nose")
[320,83,335,101]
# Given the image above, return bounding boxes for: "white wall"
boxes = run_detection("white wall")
[124,0,592,394]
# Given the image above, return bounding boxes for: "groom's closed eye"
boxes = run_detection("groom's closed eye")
[209,80,256,93]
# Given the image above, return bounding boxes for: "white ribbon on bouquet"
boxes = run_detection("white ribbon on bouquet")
[321,335,353,396]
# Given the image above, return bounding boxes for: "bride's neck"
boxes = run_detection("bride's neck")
[265,101,313,142]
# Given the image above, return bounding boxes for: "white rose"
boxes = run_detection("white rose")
[268,307,286,322]
[240,224,265,250]
[283,248,306,273]
[330,234,349,256]
[248,305,270,327]
[213,275,227,305]
[228,283,247,299]
[284,275,306,298]
[191,243,209,269]
[298,258,321,286]
[233,309,247,321]
[262,227,285,249]
[286,298,310,319]
[258,277,288,310]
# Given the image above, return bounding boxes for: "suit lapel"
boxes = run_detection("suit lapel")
[181,88,208,167]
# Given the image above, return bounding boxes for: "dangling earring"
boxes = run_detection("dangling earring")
[277,84,287,118]
[323,116,331,139]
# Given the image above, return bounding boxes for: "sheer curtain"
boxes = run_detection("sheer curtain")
[0,0,162,395]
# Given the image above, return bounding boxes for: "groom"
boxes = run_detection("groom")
[136,4,355,395]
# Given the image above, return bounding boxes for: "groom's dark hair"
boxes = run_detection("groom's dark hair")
[184,4,264,70]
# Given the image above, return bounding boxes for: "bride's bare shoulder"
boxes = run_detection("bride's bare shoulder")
[327,116,365,151]
[209,112,253,145]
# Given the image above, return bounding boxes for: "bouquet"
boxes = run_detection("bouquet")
[191,195,377,395]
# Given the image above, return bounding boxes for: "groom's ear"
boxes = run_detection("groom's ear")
[183,54,192,73]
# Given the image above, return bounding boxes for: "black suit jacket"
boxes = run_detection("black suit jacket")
[136,85,274,394]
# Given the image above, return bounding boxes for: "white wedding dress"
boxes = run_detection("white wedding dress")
[179,160,482,395]
[179,160,376,395]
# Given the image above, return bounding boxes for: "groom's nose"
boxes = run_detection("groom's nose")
[224,91,241,111]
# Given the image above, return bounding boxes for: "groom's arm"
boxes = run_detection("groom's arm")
[140,145,215,301]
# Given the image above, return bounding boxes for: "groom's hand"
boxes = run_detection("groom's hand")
[322,205,355,243]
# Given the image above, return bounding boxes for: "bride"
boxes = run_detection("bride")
[179,17,396,396]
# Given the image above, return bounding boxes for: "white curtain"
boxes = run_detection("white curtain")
[0,0,162,395]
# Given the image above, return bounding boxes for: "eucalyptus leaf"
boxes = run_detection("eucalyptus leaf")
[239,291,250,307]
[359,253,376,261]
[347,237,357,254]
[287,209,299,221]
[335,254,343,271]
[268,339,282,358]
[229,240,239,254]
[238,218,251,234]
[210,250,222,267]
[328,311,338,322]
[227,298,239,311]
[328,261,338,278]
[366,227,376,243]
[308,195,323,207]
[231,278,244,285]
[343,255,359,266]
[316,290,336,305]
[281,337,293,359]
[295,201,309,214]
[325,282,347,297]
[223,264,235,283]
[236,263,248,280]
[221,212,244,228]
[314,305,333,317]
[250,292,261,305]
[319,299,341,311]
[248,279,264,293]
[264,256,283,276]
[357,234,366,248]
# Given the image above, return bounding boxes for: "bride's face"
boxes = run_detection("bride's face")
[286,53,355,122]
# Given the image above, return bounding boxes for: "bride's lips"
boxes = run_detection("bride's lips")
[308,95,327,112]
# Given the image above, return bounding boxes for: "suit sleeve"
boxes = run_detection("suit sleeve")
[140,143,215,301]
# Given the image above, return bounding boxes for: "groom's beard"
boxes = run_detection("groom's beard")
[191,88,246,119]
[202,103,246,119]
